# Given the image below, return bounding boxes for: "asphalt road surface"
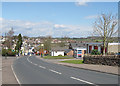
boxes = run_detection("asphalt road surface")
[12,56,118,85]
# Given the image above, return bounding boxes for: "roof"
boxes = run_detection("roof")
[108,43,120,45]
[64,49,72,54]
[51,47,67,51]
[69,43,86,49]
[74,47,86,50]
[86,42,103,45]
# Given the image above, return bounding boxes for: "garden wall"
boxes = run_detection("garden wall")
[83,55,120,66]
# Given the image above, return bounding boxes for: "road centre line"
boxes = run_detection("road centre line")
[39,65,46,69]
[49,69,62,75]
[27,56,46,69]
[70,77,98,86]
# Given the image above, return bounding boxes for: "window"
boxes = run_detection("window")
[78,50,82,54]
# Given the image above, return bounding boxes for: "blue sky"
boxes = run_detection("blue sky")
[1,2,118,37]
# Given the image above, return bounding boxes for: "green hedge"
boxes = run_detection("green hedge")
[2,48,16,56]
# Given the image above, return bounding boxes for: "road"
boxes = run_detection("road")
[12,56,118,85]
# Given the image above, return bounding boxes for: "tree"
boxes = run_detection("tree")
[44,36,52,54]
[93,13,118,55]
[5,28,14,49]
[15,34,22,55]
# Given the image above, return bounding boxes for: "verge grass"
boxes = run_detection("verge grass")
[60,60,83,64]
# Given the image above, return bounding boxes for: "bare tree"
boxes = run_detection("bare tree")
[93,13,118,55]
[6,28,14,49]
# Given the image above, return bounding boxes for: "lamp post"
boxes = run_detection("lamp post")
[41,44,44,57]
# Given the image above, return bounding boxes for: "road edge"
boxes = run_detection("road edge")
[57,63,119,76]
[35,56,119,75]
[11,65,21,85]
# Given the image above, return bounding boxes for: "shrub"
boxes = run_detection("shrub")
[2,48,16,56]
[2,49,7,56]
[58,54,62,56]
[91,49,101,55]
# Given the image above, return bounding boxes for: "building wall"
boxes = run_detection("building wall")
[67,50,73,56]
[87,45,102,54]
[108,45,120,53]
[51,51,64,56]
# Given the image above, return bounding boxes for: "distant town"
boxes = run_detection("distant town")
[0,28,119,58]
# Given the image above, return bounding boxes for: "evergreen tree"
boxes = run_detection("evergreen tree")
[15,34,22,55]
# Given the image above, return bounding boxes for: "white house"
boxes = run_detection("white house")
[51,51,64,56]
[51,47,65,56]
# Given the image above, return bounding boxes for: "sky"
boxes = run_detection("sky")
[1,1,118,38]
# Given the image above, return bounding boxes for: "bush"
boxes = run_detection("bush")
[58,54,62,56]
[91,49,101,55]
[2,49,7,56]
[2,48,16,56]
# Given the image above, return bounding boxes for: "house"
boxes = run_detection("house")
[69,43,86,49]
[108,43,120,54]
[69,43,86,58]
[73,48,86,58]
[64,49,73,57]
[51,47,65,56]
[86,43,105,54]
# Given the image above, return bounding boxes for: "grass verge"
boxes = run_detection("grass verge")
[60,60,83,64]
[43,56,74,59]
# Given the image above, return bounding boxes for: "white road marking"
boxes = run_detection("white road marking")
[70,77,96,85]
[39,66,46,69]
[27,56,46,69]
[49,69,62,75]
[34,63,37,66]
[11,65,21,85]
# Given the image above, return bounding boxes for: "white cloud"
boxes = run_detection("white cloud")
[85,15,98,19]
[54,24,66,28]
[0,18,3,21]
[75,0,90,6]
[1,18,92,38]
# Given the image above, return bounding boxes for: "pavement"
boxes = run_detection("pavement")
[12,56,118,85]
[0,56,2,86]
[2,56,18,84]
[36,56,119,75]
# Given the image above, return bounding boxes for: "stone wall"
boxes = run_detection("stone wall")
[83,55,120,66]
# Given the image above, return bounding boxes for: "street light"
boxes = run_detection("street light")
[41,44,44,57]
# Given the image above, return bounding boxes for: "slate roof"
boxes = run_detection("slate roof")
[64,49,72,54]
[51,47,67,51]
[69,43,86,49]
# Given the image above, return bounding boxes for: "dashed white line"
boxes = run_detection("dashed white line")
[39,66,46,69]
[70,77,95,85]
[49,69,62,75]
[34,63,37,66]
[11,65,21,85]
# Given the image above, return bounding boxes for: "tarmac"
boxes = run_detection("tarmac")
[36,56,119,75]
[1,55,119,84]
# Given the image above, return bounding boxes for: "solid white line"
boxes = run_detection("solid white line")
[49,69,62,74]
[39,65,46,69]
[11,65,21,85]
[70,77,95,85]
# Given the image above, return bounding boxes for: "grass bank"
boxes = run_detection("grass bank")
[60,60,83,64]
[43,56,74,59]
